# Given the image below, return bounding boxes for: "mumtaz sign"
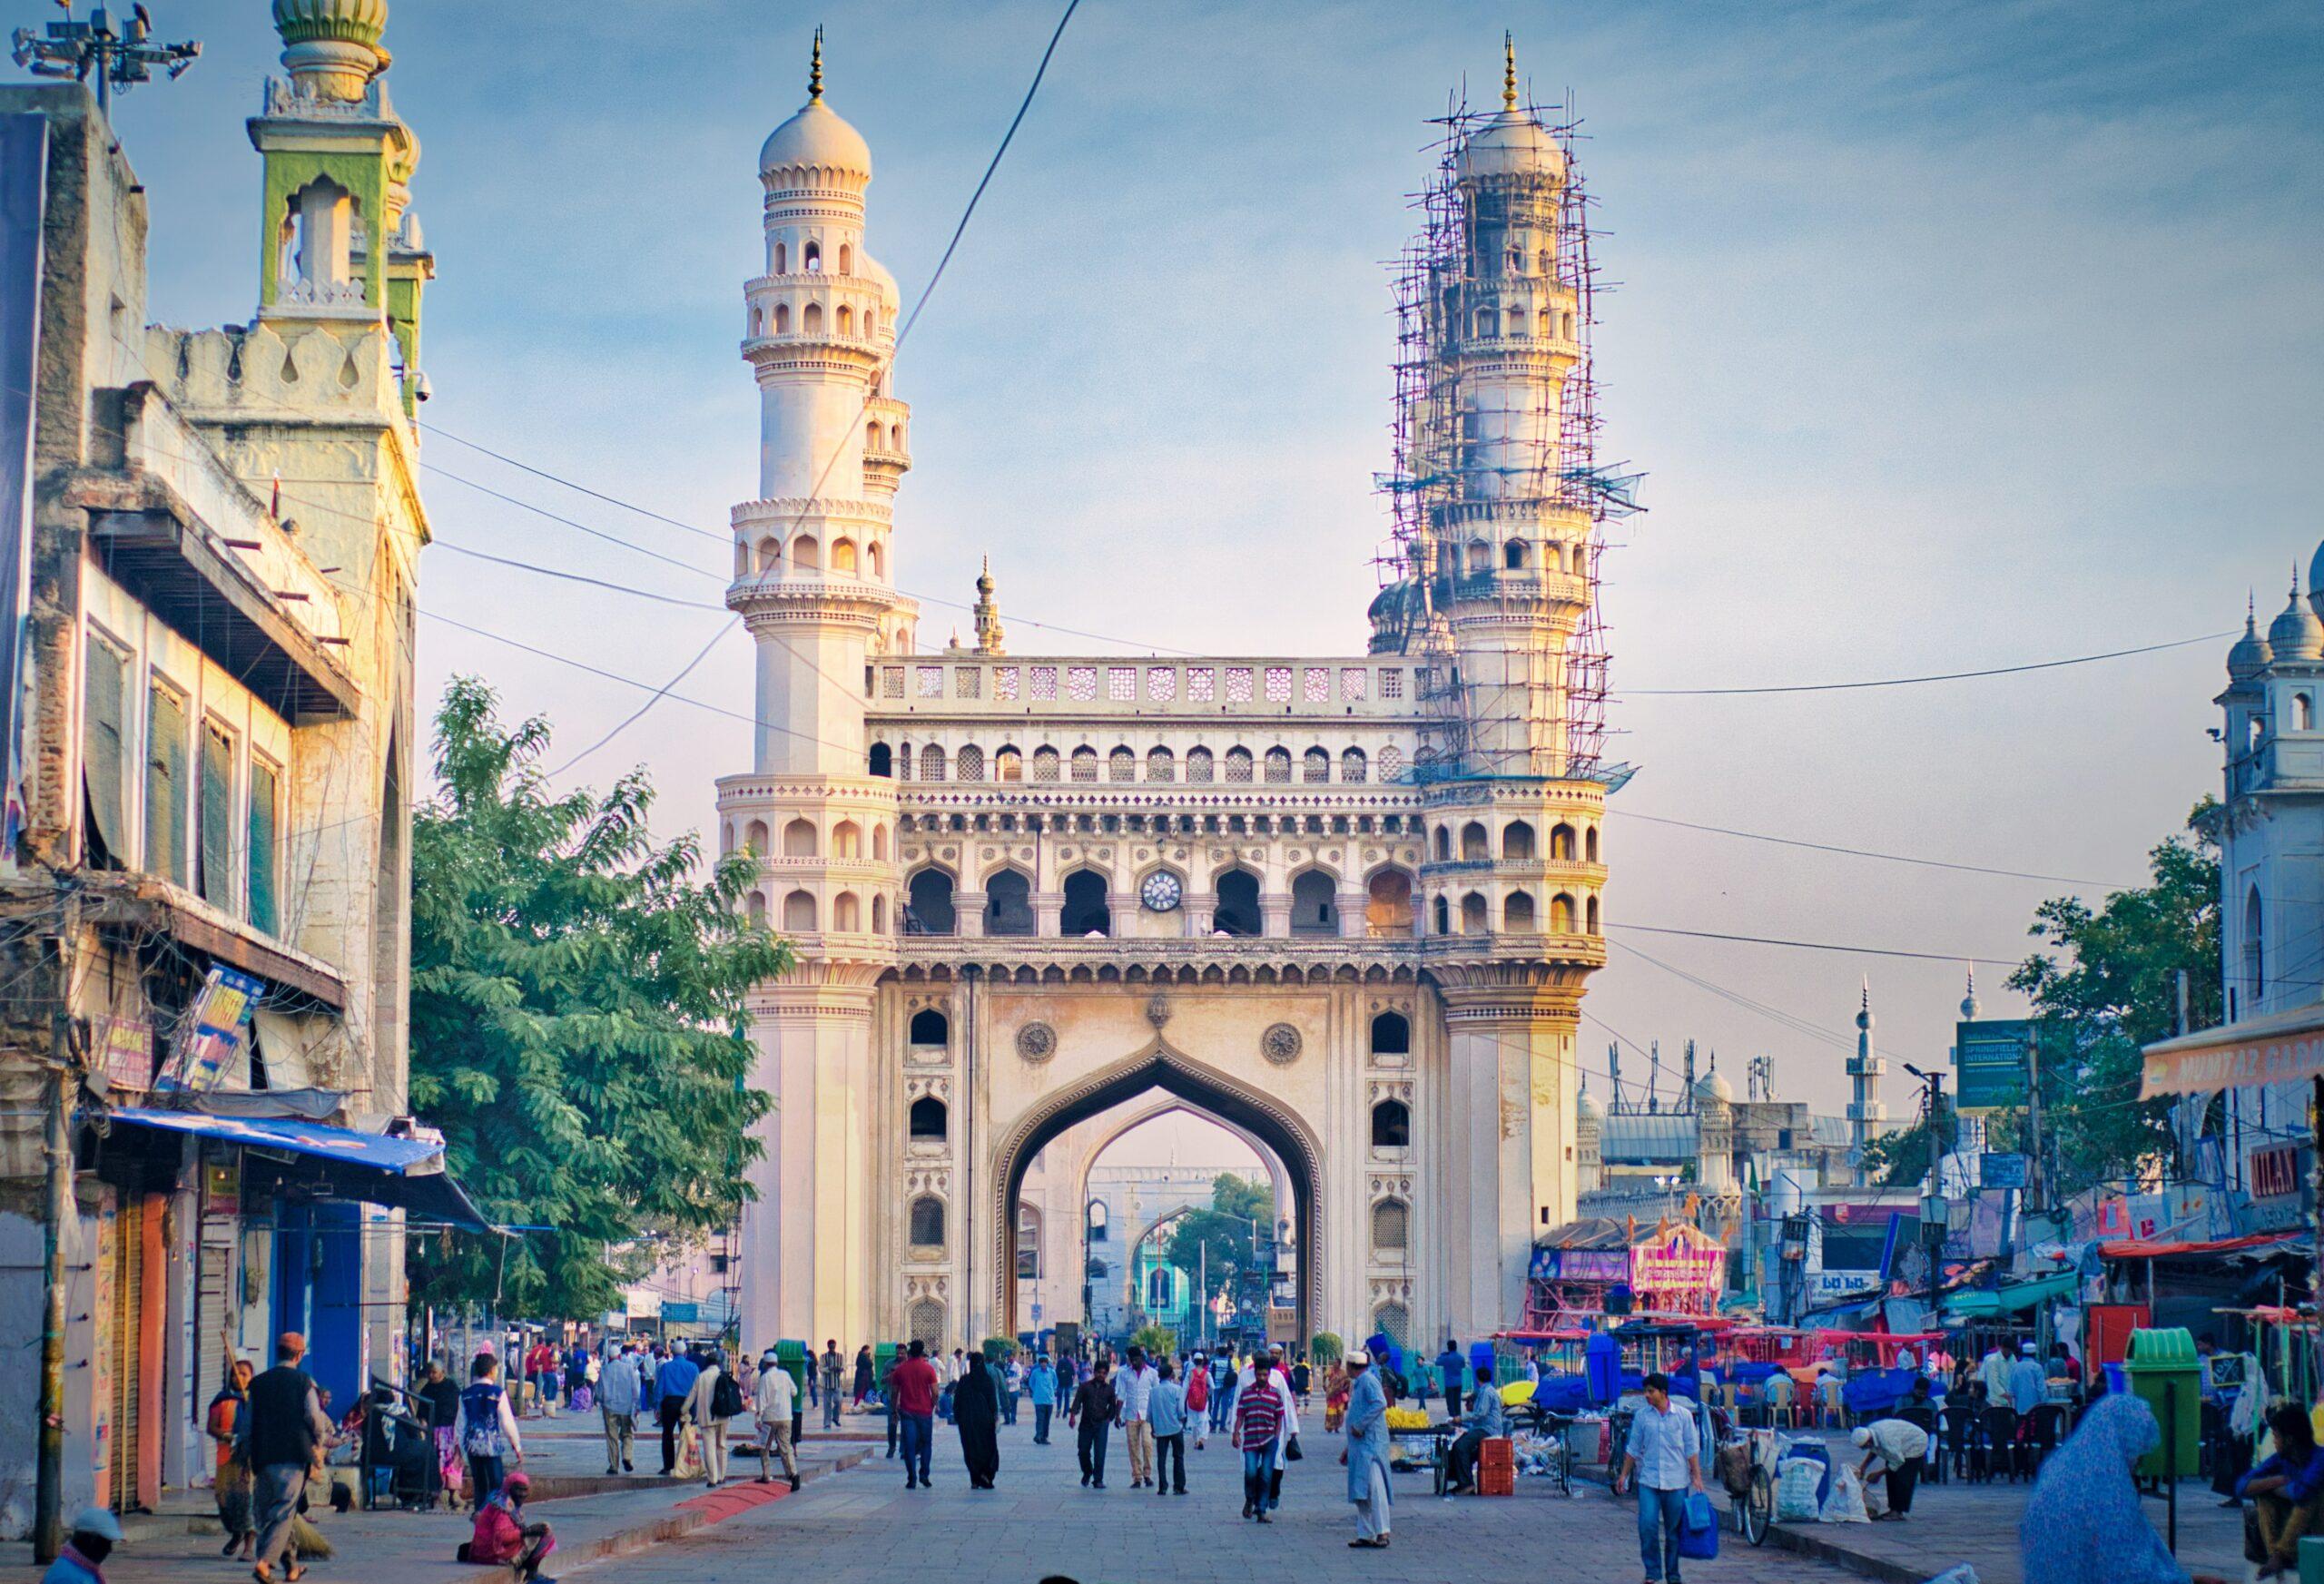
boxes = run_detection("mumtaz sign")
[2141,1004,2324,1098]
[1629,1227,1727,1307]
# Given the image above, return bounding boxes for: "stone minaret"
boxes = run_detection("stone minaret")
[1846,980,1886,1180]
[724,34,912,1347]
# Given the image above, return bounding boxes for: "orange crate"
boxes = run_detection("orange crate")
[1479,1436,1514,1471]
[1479,1461,1515,1497]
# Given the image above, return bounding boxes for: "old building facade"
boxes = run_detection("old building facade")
[0,0,449,1531]
[724,45,1620,1353]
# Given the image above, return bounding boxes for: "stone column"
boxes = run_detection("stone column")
[1336,888,1369,939]
[954,890,987,938]
[1261,895,1293,939]
[1033,891,1062,936]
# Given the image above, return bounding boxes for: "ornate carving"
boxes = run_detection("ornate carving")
[1146,993,1171,1028]
[1016,1021,1057,1061]
[1262,1022,1303,1065]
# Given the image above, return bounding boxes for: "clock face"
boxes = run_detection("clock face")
[1140,871,1184,912]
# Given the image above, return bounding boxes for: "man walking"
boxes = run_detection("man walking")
[1233,1359,1285,1522]
[1150,1357,1189,1496]
[819,1340,846,1430]
[753,1348,801,1490]
[655,1344,701,1476]
[598,1342,641,1475]
[1119,1345,1158,1488]
[891,1339,940,1490]
[684,1346,740,1486]
[1344,1348,1393,1548]
[245,1332,333,1583]
[1068,1356,1120,1489]
[1618,1372,1705,1584]
[1436,1339,1467,1421]
[457,1353,525,1510]
[1029,1353,1059,1445]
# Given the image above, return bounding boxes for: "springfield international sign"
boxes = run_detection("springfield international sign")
[2141,1003,2324,1098]
[1955,1018,2034,1111]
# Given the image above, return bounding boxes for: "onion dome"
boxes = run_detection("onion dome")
[2270,574,2324,661]
[2229,602,2274,680]
[2310,540,2324,622]
[272,0,389,100]
[761,29,872,186]
[1694,1060,1733,1106]
[1576,1081,1601,1123]
[1456,36,1565,181]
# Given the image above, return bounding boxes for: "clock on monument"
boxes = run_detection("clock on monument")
[1139,871,1183,912]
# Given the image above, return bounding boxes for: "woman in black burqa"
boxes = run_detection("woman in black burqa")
[953,1351,1001,1490]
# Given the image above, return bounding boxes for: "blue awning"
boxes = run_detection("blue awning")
[107,1107,493,1230]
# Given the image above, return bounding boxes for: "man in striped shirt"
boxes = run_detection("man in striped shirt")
[1235,1368,1286,1523]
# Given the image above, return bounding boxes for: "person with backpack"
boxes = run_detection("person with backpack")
[456,1353,525,1515]
[684,1346,743,1486]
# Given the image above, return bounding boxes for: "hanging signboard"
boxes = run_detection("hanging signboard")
[1628,1225,1726,1306]
[1955,1019,2033,1111]
[157,966,264,1094]
[1979,1153,2030,1191]
[94,1015,156,1094]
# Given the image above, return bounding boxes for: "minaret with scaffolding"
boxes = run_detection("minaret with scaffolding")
[1384,39,1644,1336]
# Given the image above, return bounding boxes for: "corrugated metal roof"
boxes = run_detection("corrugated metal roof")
[1809,1116,1854,1146]
[1599,1114,1699,1162]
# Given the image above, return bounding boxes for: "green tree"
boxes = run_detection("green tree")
[1309,1331,1344,1367]
[1128,1323,1177,1359]
[1163,1173,1275,1306]
[2004,803,2221,1198]
[405,679,788,1319]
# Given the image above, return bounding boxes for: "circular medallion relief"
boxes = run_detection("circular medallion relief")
[1016,1022,1057,1062]
[1262,1022,1303,1066]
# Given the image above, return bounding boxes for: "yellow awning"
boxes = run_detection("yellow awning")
[2140,1002,2324,1097]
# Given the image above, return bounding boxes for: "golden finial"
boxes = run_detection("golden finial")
[1502,31,1518,111]
[809,25,824,102]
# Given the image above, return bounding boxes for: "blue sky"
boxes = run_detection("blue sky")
[94,0,2324,1117]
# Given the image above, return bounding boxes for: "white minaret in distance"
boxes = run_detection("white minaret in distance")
[725,33,913,1348]
[1846,979,1886,1180]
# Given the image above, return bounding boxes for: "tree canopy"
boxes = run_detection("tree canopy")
[1162,1172,1275,1306]
[405,679,788,1319]
[2002,803,2220,1198]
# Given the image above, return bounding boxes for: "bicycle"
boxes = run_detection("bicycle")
[1527,1407,1575,1496]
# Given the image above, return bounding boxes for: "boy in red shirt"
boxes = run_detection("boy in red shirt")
[889,1340,941,1489]
[1234,1367,1285,1522]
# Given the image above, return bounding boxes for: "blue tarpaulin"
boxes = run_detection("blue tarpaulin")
[107,1107,492,1229]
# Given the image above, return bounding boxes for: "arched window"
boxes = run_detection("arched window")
[803,302,823,334]
[1342,747,1367,783]
[1371,1199,1410,1251]
[1460,891,1488,933]
[896,741,911,780]
[837,242,852,274]
[910,1008,950,1046]
[1374,1302,1410,1349]
[832,821,861,858]
[906,870,956,935]
[783,817,817,857]
[1506,540,1528,569]
[1303,747,1331,783]
[872,894,888,932]
[1214,869,1262,937]
[773,302,792,334]
[1505,890,1536,930]
[1467,540,1492,574]
[909,1095,947,1141]
[1070,746,1098,782]
[743,819,769,855]
[1263,747,1293,783]
[872,824,889,860]
[919,744,946,782]
[868,743,893,777]
[1365,870,1414,936]
[1561,310,1576,339]
[864,308,878,337]
[1187,746,1214,783]
[791,535,820,570]
[749,307,763,336]
[756,536,781,572]
[1032,746,1060,782]
[832,890,861,931]
[2301,694,2316,732]
[832,537,858,573]
[773,241,787,273]
[984,869,1035,937]
[1550,892,1576,933]
[782,889,816,931]
[836,304,853,336]
[1291,870,1338,937]
[1147,1268,1171,1311]
[803,241,822,271]
[955,744,984,782]
[2246,886,2265,999]
[1508,822,1540,861]
[745,891,767,927]
[909,1195,944,1246]
[1061,870,1110,936]
[1370,1011,1411,1055]
[1462,822,1490,861]
[1585,826,1600,862]
[1538,305,1553,335]
[1433,896,1451,935]
[869,540,884,577]
[1107,746,1135,782]
[995,745,1023,782]
[1225,747,1255,783]
[1372,1099,1411,1148]
[1016,1205,1042,1279]
[867,418,881,452]
[1433,826,1452,862]
[1147,746,1176,782]
[1088,1200,1109,1242]
[907,1298,945,1349]
[1585,895,1600,935]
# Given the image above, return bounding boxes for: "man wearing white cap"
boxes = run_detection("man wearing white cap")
[1344,1349,1394,1548]
[40,1508,123,1584]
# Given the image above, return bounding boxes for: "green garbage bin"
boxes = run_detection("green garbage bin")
[2123,1326,2201,1480]
[875,1342,899,1398]
[776,1339,810,1440]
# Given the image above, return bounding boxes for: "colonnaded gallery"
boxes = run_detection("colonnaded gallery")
[719,39,1632,1353]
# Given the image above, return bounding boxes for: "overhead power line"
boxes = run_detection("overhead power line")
[1606,808,2130,889]
[1624,633,2231,696]
[1605,921,2020,966]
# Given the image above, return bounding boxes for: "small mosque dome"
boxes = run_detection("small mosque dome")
[2309,540,2324,620]
[1576,1085,1601,1123]
[2270,582,2324,661]
[1694,1067,1734,1105]
[2229,609,2275,680]
[1456,38,1565,182]
[761,33,871,182]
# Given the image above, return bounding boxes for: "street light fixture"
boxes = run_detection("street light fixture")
[12,5,201,116]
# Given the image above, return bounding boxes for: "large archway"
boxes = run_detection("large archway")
[991,1039,1322,1344]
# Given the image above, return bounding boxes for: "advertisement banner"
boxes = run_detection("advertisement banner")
[1629,1228,1725,1304]
[94,1015,155,1094]
[1955,1019,2034,1111]
[159,966,265,1094]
